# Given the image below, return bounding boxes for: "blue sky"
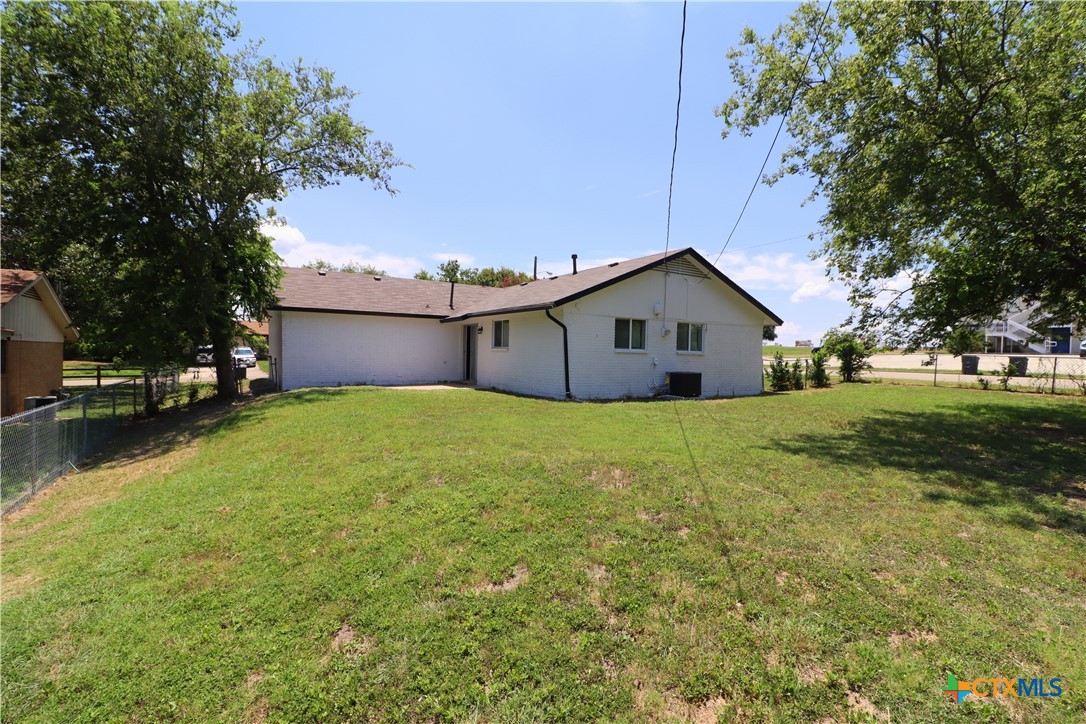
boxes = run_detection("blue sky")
[236,1,851,345]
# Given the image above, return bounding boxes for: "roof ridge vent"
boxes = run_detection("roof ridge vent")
[608,262,619,267]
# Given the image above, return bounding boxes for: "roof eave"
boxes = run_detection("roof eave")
[441,302,555,323]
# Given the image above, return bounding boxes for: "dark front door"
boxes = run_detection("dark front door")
[463,325,475,381]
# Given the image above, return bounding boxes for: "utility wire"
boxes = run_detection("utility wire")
[711,0,834,268]
[663,0,688,259]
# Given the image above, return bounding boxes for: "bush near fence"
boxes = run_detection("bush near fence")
[1,369,179,515]
[763,352,1086,395]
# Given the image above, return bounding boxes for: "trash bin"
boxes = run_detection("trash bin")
[233,365,247,380]
[961,355,979,375]
[1008,356,1029,377]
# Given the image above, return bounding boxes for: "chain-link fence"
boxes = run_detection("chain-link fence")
[763,351,1086,396]
[1,369,179,515]
[925,353,1086,395]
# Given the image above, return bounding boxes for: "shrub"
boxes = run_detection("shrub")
[767,352,792,392]
[790,359,806,390]
[809,351,831,388]
[821,328,873,383]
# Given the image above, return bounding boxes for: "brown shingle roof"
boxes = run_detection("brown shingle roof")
[444,248,783,325]
[238,319,269,336]
[272,268,504,318]
[1,269,42,305]
[272,249,783,325]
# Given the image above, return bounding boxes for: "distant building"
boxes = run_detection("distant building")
[795,340,813,347]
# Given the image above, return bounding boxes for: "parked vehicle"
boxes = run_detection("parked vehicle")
[231,347,257,368]
[196,346,214,364]
[1079,339,1086,358]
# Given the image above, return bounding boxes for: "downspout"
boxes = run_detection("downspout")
[544,308,572,399]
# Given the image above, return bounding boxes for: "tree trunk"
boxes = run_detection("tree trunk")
[211,324,236,400]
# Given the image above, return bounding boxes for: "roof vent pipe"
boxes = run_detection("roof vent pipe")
[533,256,538,281]
[571,254,578,275]
[449,280,455,309]
[317,270,327,276]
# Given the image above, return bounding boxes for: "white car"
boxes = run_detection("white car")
[231,347,258,368]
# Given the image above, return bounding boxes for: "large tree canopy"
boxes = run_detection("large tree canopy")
[719,0,1086,348]
[1,1,402,397]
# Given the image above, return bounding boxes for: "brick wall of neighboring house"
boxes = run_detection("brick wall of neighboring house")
[1,339,64,417]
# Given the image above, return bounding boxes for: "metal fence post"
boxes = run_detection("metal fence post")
[112,384,117,418]
[81,394,89,459]
[1052,357,1058,395]
[132,377,137,415]
[933,354,939,387]
[29,412,39,491]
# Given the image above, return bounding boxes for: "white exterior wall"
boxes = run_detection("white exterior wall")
[277,311,461,391]
[2,294,65,343]
[563,270,765,399]
[470,311,567,399]
[268,310,284,386]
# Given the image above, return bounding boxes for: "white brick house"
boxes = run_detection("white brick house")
[269,248,782,400]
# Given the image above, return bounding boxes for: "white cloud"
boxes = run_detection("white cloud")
[699,248,849,304]
[791,280,849,304]
[260,220,422,277]
[432,252,477,266]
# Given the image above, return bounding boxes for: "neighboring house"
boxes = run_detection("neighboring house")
[238,319,269,339]
[1,270,79,417]
[984,303,1082,354]
[268,248,782,400]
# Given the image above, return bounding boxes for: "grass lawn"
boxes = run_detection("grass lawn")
[761,345,815,357]
[2,385,1084,721]
[63,360,145,378]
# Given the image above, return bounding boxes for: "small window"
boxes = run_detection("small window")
[676,322,704,352]
[492,319,510,348]
[614,318,646,350]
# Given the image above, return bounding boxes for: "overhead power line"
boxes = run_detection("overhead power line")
[711,0,834,267]
[663,0,688,258]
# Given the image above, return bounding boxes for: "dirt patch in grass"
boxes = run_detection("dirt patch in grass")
[330,622,374,659]
[245,697,270,723]
[798,663,828,685]
[637,510,666,525]
[470,564,529,593]
[586,563,610,584]
[1,571,46,602]
[589,465,634,490]
[847,691,888,721]
[888,629,938,648]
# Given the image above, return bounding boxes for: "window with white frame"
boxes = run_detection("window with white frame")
[492,319,510,348]
[614,318,646,350]
[676,322,704,352]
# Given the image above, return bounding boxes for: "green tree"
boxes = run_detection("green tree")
[436,259,463,283]
[2,1,403,402]
[944,325,985,357]
[719,1,1086,349]
[413,269,435,281]
[762,325,778,342]
[428,260,530,287]
[303,259,387,275]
